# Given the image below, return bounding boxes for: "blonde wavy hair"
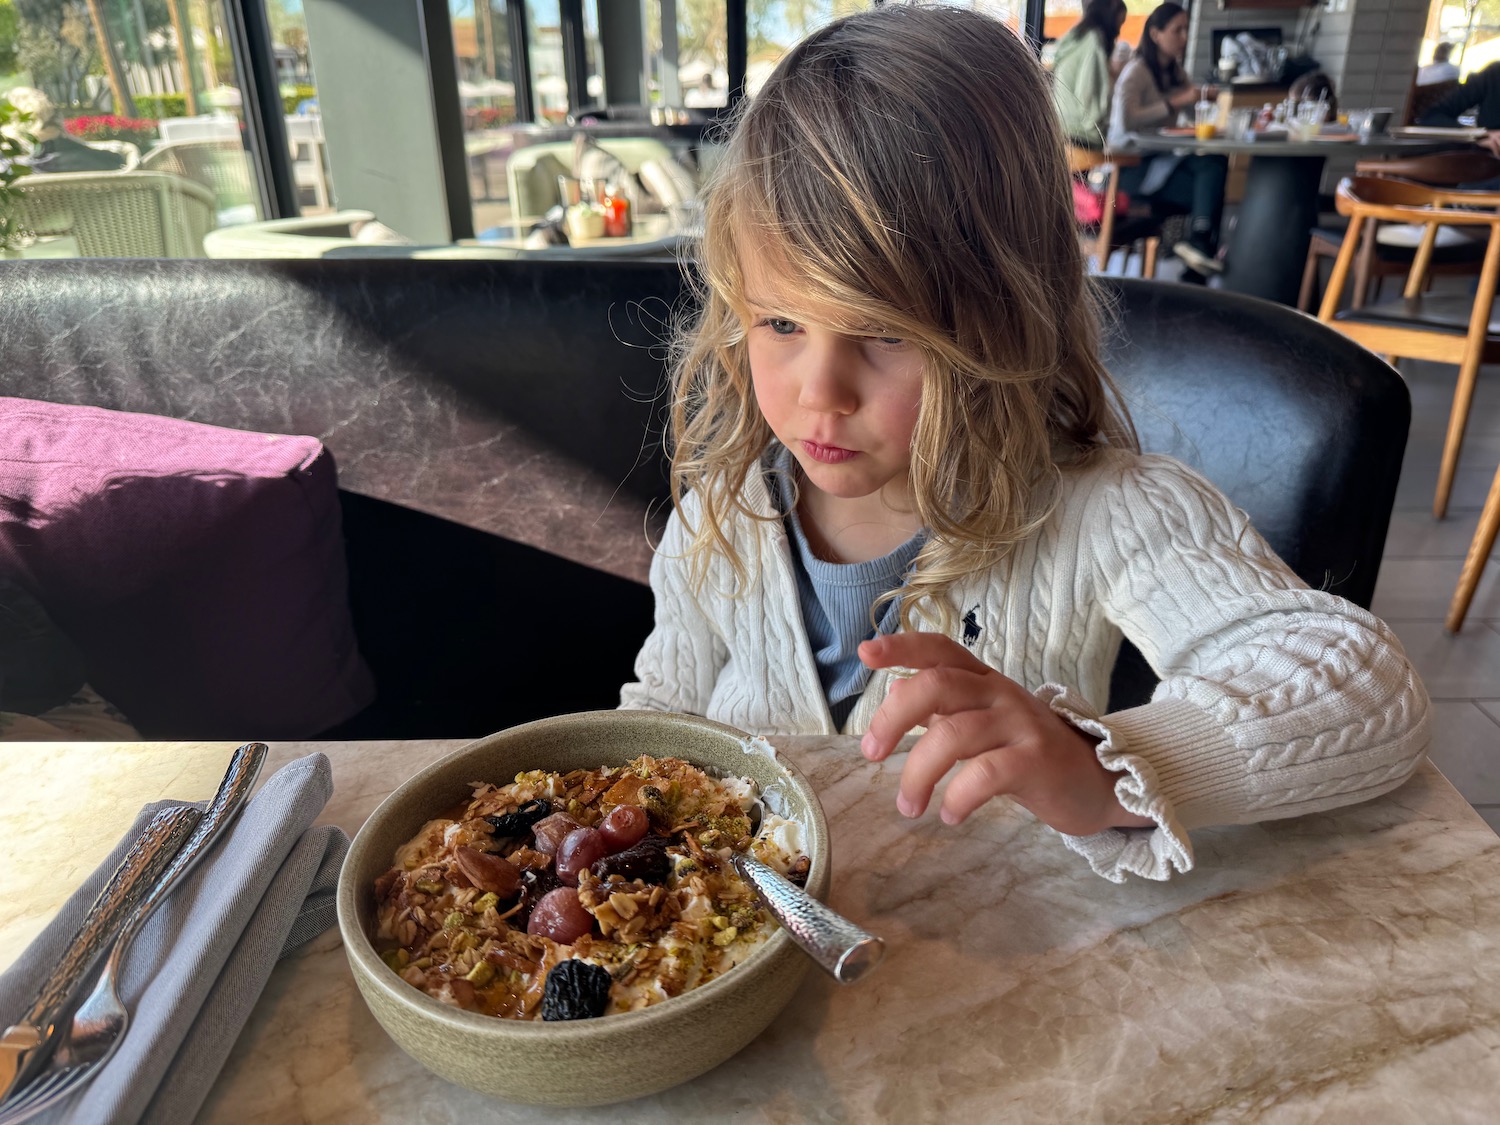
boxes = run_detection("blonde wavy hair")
[668,2,1137,631]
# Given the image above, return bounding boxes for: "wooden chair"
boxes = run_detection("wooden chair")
[1068,146,1159,278]
[1316,175,1500,631]
[1298,150,1500,312]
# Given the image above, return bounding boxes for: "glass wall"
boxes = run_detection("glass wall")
[1421,0,1498,81]
[1039,0,1154,58]
[451,0,518,233]
[0,0,279,258]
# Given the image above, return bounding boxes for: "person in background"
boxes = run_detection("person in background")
[1,87,127,174]
[1418,59,1500,158]
[1417,42,1460,86]
[620,4,1429,883]
[1288,69,1338,122]
[1051,0,1130,148]
[1108,2,1228,280]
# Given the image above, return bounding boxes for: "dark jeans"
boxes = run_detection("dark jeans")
[1120,153,1229,251]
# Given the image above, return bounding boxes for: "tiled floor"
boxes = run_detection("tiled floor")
[1369,357,1500,833]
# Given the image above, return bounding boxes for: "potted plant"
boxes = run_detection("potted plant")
[0,99,36,257]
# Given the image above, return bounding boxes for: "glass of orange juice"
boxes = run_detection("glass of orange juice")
[1195,100,1217,140]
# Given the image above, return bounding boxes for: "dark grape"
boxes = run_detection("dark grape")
[555,827,609,886]
[598,805,649,852]
[540,959,613,1021]
[526,887,594,944]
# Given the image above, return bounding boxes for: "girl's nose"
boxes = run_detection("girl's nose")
[797,337,858,414]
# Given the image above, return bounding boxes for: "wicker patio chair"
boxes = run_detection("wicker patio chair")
[139,138,258,213]
[14,171,217,257]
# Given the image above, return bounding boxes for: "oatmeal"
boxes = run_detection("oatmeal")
[371,755,807,1020]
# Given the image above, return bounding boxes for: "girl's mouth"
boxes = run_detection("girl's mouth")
[801,441,858,464]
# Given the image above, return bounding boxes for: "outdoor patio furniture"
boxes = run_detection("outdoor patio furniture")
[155,115,242,144]
[13,170,216,257]
[505,137,681,223]
[140,138,258,217]
[284,115,331,210]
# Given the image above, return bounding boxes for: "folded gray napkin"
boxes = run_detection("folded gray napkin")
[0,753,346,1124]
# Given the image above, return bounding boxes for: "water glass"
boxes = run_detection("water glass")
[1228,108,1253,141]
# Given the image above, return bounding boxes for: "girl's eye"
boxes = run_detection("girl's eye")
[876,337,905,346]
[764,318,799,336]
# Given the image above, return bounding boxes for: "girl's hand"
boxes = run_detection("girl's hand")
[858,633,1155,837]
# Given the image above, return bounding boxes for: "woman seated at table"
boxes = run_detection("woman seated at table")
[1050,0,1130,148]
[1418,60,1500,166]
[1108,2,1228,280]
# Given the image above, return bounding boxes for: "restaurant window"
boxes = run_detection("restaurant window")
[266,0,331,216]
[746,1,872,96]
[451,0,520,235]
[1039,0,1154,61]
[647,0,729,110]
[0,0,286,259]
[527,1,605,124]
[1420,0,1496,82]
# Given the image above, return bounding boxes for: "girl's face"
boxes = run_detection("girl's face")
[738,251,925,509]
[1149,13,1188,62]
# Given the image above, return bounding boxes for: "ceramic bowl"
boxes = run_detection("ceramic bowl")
[337,709,829,1107]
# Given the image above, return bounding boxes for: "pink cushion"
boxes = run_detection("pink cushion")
[0,398,374,737]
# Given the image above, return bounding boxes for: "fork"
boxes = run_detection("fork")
[0,1065,85,1123]
[0,742,267,1120]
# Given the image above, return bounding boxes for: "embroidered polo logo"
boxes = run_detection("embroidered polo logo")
[962,605,981,648]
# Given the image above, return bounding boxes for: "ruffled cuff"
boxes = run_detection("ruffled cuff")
[1035,683,1194,883]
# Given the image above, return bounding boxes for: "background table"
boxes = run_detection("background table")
[4,737,1500,1122]
[1126,132,1452,305]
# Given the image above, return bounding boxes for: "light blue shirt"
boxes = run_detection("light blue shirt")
[768,447,926,728]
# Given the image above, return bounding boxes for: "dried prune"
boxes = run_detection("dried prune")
[541,959,613,1021]
[485,799,552,838]
[590,833,671,884]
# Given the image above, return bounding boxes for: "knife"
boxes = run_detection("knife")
[0,804,201,1101]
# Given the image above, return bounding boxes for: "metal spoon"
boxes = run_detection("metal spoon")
[734,797,884,984]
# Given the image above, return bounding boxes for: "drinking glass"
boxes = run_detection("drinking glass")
[1195,101,1217,141]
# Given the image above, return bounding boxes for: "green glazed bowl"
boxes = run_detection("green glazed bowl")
[337,710,830,1107]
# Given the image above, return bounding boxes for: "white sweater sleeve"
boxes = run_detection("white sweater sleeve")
[1058,456,1431,882]
[618,505,728,717]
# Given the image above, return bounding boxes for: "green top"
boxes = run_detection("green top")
[1052,27,1111,146]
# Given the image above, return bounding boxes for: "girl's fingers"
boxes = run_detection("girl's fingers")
[938,749,1027,826]
[861,667,997,761]
[896,708,1015,818]
[858,632,991,677]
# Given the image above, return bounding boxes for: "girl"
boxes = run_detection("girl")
[1051,0,1130,148]
[620,4,1429,883]
[1107,2,1229,279]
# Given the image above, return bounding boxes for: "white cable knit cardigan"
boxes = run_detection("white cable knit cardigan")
[619,449,1431,882]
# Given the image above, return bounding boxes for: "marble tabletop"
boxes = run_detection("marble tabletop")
[4,738,1500,1122]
